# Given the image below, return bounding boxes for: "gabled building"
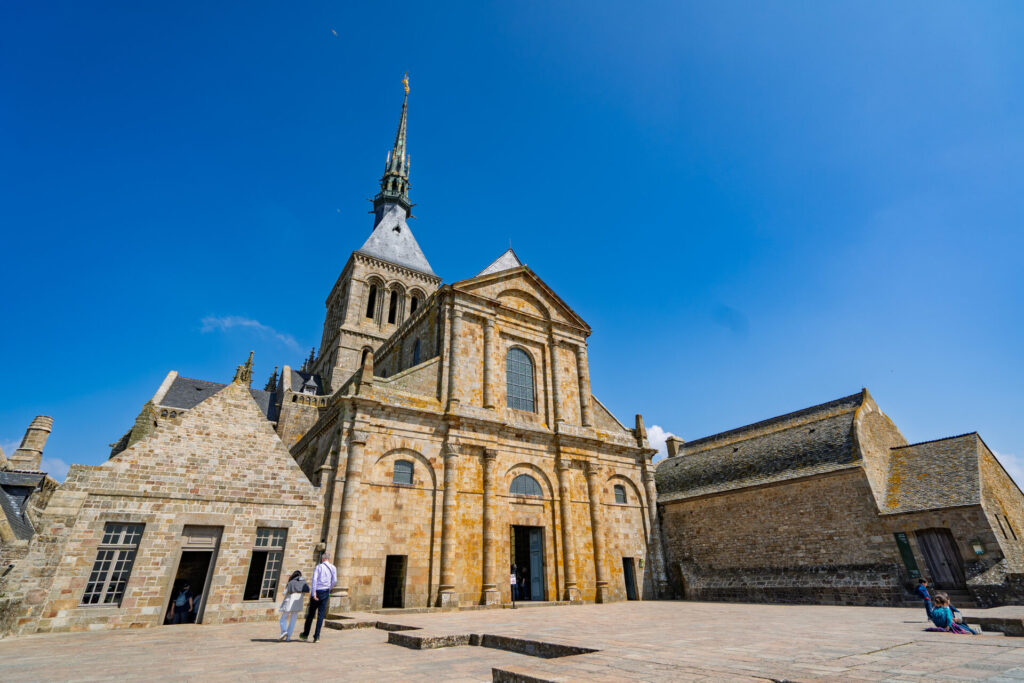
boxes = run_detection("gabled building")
[656,390,1024,607]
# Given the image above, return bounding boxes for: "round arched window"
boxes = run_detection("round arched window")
[509,474,543,497]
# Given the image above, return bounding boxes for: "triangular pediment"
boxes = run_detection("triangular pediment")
[453,266,590,332]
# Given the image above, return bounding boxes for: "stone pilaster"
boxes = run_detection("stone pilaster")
[438,442,460,607]
[447,307,463,409]
[575,344,593,428]
[321,428,345,556]
[585,461,610,603]
[483,317,496,409]
[480,448,500,604]
[557,456,581,601]
[642,461,669,598]
[333,428,369,611]
[549,333,563,424]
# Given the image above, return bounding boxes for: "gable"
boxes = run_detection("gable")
[453,267,589,332]
[75,381,318,506]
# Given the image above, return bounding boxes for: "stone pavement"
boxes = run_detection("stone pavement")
[3,601,1024,681]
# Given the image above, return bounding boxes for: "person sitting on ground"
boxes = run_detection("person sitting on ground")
[925,594,976,634]
[935,592,976,632]
[172,583,193,625]
[279,570,310,641]
[915,578,932,618]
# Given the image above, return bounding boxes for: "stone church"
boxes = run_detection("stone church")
[0,82,666,635]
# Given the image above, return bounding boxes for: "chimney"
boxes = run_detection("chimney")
[9,415,53,471]
[665,436,686,458]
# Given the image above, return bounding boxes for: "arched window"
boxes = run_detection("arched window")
[505,348,535,412]
[393,460,413,485]
[388,290,399,324]
[410,296,419,315]
[614,484,627,504]
[510,474,543,497]
[365,284,378,319]
[413,339,421,365]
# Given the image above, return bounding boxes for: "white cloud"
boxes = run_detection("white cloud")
[40,457,70,482]
[200,315,301,351]
[995,451,1024,490]
[1,439,21,461]
[648,424,676,463]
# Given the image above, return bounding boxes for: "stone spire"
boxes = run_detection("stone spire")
[233,351,254,387]
[373,74,412,218]
[264,366,279,392]
[8,416,53,471]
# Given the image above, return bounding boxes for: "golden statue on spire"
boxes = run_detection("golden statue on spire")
[402,72,409,94]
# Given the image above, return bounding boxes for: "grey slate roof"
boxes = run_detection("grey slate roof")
[288,369,322,394]
[356,203,435,276]
[477,248,524,277]
[656,392,865,501]
[0,470,44,540]
[160,376,278,422]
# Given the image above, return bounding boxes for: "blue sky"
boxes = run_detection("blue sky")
[2,2,1022,483]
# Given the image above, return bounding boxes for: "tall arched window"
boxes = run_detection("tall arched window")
[413,339,421,365]
[510,474,542,497]
[387,290,399,324]
[506,348,535,412]
[365,284,378,319]
[410,296,419,315]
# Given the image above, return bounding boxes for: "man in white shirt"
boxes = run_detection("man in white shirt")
[299,553,337,642]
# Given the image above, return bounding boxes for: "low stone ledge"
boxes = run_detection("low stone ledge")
[374,621,421,632]
[481,634,598,659]
[491,664,574,682]
[965,617,1024,636]
[324,619,376,631]
[387,630,472,649]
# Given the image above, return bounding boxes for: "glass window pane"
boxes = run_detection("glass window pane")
[506,348,535,412]
[614,485,627,504]
[510,474,541,497]
[393,460,413,485]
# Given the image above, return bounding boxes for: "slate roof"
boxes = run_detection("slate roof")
[881,433,982,515]
[0,470,44,540]
[656,392,866,502]
[160,376,279,422]
[356,203,435,276]
[288,369,323,394]
[476,248,524,277]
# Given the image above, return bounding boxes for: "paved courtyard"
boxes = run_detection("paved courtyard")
[3,601,1024,681]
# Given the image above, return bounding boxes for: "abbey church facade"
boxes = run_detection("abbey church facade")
[0,83,666,635]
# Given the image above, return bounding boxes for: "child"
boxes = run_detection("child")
[925,594,976,634]
[915,578,932,619]
[935,592,976,633]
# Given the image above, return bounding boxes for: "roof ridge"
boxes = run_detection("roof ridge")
[685,391,865,448]
[891,432,979,450]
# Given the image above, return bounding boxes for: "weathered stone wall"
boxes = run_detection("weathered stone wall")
[854,397,907,500]
[660,469,909,605]
[2,382,322,636]
[978,440,1024,572]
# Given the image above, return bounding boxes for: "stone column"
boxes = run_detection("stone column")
[481,448,500,604]
[557,457,581,601]
[483,318,496,409]
[438,443,460,607]
[549,335,563,424]
[585,461,610,602]
[322,430,346,555]
[333,429,369,611]
[642,462,669,598]
[446,307,463,409]
[574,344,593,428]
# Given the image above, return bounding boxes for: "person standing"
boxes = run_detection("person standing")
[279,570,309,641]
[171,583,193,625]
[915,578,933,619]
[299,553,337,643]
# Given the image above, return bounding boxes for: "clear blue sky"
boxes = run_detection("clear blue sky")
[2,2,1022,482]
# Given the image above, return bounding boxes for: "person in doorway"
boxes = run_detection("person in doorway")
[925,594,976,634]
[279,570,309,641]
[510,564,519,600]
[172,583,193,625]
[189,589,202,623]
[915,578,933,619]
[299,553,337,643]
[517,566,528,601]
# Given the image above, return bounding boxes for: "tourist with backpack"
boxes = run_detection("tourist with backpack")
[278,570,310,641]
[172,583,193,624]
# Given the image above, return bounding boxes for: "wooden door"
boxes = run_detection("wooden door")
[916,528,967,589]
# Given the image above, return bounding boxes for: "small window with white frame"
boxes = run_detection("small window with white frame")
[81,522,145,606]
[243,528,287,600]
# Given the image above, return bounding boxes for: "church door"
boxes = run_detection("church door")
[528,528,545,601]
[916,528,967,589]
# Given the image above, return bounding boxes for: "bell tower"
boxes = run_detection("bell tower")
[313,76,442,393]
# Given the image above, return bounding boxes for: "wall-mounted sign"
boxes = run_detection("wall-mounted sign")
[893,532,921,579]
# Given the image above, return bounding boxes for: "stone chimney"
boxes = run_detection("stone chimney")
[8,415,53,471]
[665,436,686,458]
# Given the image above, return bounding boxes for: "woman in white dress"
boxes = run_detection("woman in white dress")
[279,570,309,641]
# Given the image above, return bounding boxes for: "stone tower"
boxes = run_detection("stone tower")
[8,416,53,471]
[313,77,442,392]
